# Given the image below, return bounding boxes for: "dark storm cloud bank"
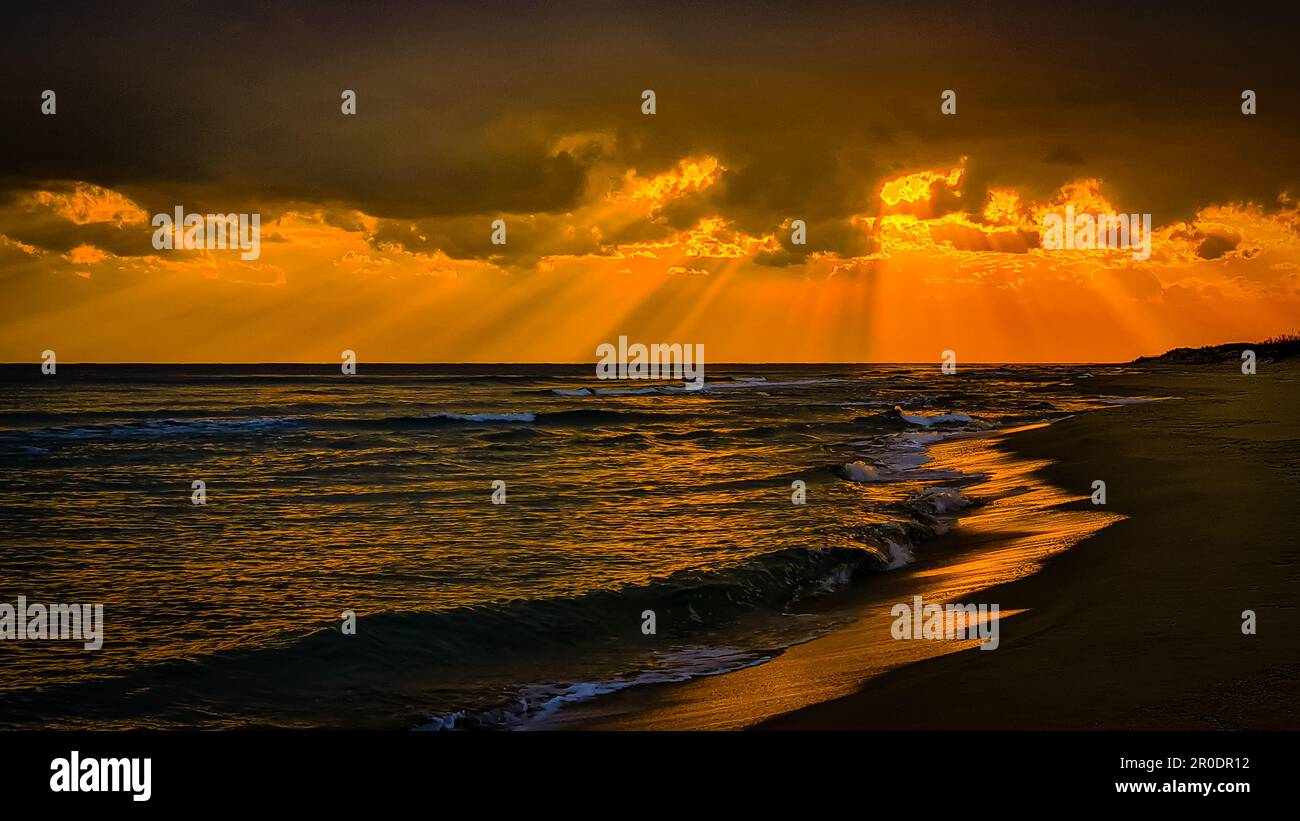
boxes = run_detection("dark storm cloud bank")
[2,0,1299,254]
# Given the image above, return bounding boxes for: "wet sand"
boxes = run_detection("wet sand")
[550,362,1300,730]
[763,362,1300,730]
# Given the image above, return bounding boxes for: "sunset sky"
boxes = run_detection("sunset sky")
[2,1,1299,363]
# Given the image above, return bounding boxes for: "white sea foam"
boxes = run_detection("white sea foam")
[845,461,885,482]
[915,486,971,515]
[419,646,771,731]
[845,431,948,482]
[899,411,973,427]
[885,541,915,569]
[880,432,943,472]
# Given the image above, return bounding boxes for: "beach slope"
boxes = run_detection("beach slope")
[763,363,1300,730]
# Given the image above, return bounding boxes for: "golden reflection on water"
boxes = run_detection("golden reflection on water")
[536,424,1123,729]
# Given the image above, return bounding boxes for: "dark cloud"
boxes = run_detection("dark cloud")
[0,188,152,257]
[1197,233,1239,259]
[371,212,602,267]
[2,0,1299,247]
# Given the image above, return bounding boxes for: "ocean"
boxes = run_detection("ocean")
[0,363,1130,729]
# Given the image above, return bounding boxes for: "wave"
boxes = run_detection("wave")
[844,460,886,482]
[418,479,977,729]
[892,408,975,427]
[5,406,689,442]
[336,408,682,429]
[0,432,985,731]
[421,646,772,731]
[0,540,898,729]
[2,416,306,441]
[843,485,975,570]
[426,411,536,423]
[838,429,947,483]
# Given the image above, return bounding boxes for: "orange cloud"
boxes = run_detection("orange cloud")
[63,244,109,265]
[620,156,723,205]
[879,161,965,218]
[3,166,1299,363]
[26,183,148,226]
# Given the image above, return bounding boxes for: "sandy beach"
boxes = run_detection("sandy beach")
[543,361,1300,730]
[769,362,1300,730]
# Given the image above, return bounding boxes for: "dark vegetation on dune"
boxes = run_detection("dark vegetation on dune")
[1134,333,1300,365]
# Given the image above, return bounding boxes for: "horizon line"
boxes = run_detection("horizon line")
[4,359,1136,367]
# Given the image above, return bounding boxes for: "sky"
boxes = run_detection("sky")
[2,0,1299,363]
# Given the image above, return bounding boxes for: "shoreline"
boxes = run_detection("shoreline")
[545,363,1300,730]
[535,413,1119,729]
[761,363,1300,730]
